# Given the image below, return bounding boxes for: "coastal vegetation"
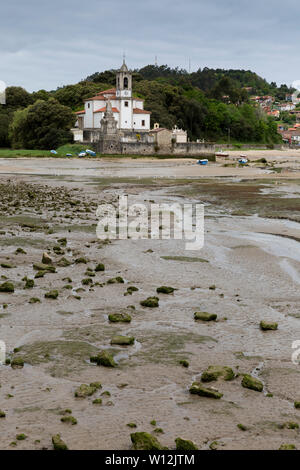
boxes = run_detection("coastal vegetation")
[0,65,289,150]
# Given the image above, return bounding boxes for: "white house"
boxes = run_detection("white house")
[74,61,151,140]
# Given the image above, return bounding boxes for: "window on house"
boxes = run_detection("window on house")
[124,77,128,89]
[125,101,128,107]
[88,103,90,108]
[142,120,145,126]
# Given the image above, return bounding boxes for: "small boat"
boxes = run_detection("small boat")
[50,150,57,155]
[197,159,208,165]
[78,152,87,157]
[238,158,248,164]
[86,149,96,156]
[66,153,72,157]
[215,152,229,158]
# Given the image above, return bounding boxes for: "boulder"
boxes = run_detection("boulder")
[260,321,278,331]
[175,437,198,450]
[140,297,159,308]
[201,365,234,382]
[194,312,217,321]
[74,383,98,398]
[42,252,53,265]
[52,434,68,450]
[189,382,223,399]
[241,374,263,392]
[0,281,14,293]
[156,286,175,294]
[90,350,116,367]
[108,313,131,323]
[111,335,135,346]
[130,432,165,450]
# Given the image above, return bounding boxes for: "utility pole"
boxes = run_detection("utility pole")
[228,128,231,144]
[155,56,158,66]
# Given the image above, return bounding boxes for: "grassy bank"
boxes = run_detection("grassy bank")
[0,145,216,161]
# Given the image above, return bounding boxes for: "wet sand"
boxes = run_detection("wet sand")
[0,158,299,450]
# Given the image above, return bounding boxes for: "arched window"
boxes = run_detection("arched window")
[124,77,128,89]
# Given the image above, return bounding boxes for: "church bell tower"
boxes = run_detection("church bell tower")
[116,59,132,98]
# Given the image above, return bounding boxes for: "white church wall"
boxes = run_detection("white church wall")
[84,101,94,128]
[94,112,103,128]
[120,99,133,129]
[133,114,150,131]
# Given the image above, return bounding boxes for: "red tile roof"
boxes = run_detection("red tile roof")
[94,107,119,113]
[133,108,151,114]
[98,88,116,95]
[75,110,85,114]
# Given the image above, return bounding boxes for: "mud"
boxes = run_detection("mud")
[0,157,299,450]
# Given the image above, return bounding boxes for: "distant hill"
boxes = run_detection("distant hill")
[1,64,293,148]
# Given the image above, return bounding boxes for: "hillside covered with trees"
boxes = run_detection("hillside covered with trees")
[2,65,293,149]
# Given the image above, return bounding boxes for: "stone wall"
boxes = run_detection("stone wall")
[93,140,216,156]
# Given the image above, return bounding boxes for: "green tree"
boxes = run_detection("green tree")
[9,98,76,149]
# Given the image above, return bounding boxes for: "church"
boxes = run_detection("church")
[74,61,151,136]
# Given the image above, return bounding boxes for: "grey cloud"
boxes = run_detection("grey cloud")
[0,0,299,91]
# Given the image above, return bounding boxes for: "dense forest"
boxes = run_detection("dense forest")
[2,65,293,149]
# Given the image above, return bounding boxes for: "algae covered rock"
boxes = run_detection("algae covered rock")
[189,382,223,399]
[0,281,14,293]
[241,374,263,392]
[15,247,26,255]
[95,263,105,272]
[52,434,68,450]
[24,278,34,289]
[34,270,47,278]
[74,383,98,398]
[60,416,77,425]
[42,252,53,265]
[201,365,234,383]
[0,410,6,418]
[1,262,15,269]
[111,335,135,346]
[179,360,189,368]
[107,276,124,284]
[45,290,59,299]
[108,313,131,323]
[33,262,56,273]
[57,257,71,267]
[260,321,278,331]
[140,297,159,308]
[130,432,165,450]
[279,444,296,450]
[237,424,248,431]
[194,312,217,321]
[75,257,88,264]
[90,350,116,367]
[11,357,24,369]
[92,398,102,405]
[175,437,198,450]
[294,401,300,409]
[156,286,175,294]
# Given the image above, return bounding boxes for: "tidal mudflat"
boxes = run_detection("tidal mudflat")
[0,157,299,450]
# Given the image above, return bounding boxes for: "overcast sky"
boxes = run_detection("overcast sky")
[1,0,299,92]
